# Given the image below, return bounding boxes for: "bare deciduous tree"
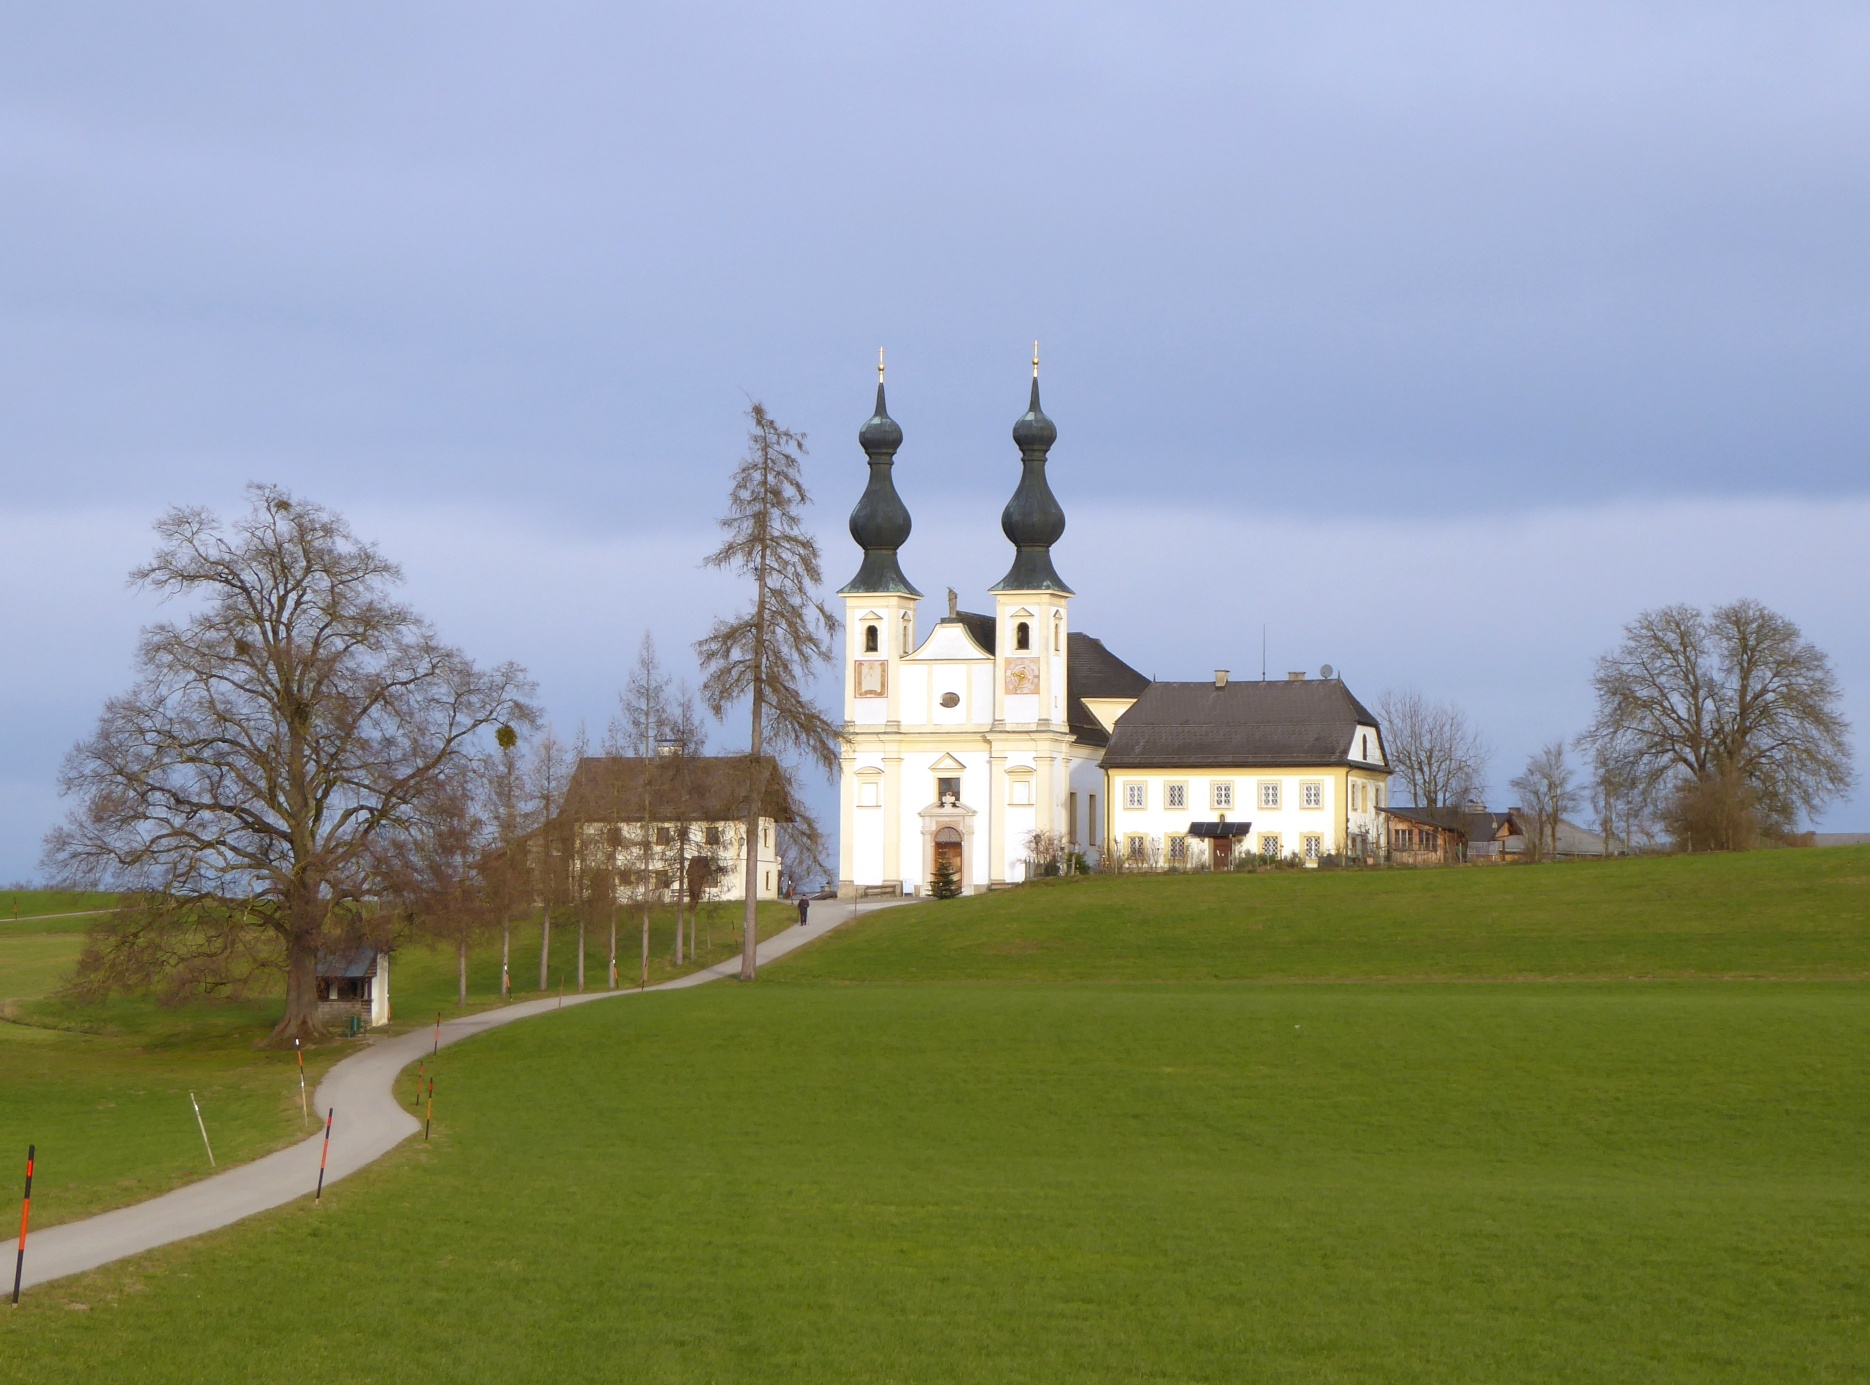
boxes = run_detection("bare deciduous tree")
[45,486,534,1041]
[1376,689,1491,809]
[528,728,577,992]
[614,633,670,990]
[1510,740,1581,860]
[483,723,529,997]
[1579,600,1852,849]
[695,402,841,981]
[382,773,492,1008]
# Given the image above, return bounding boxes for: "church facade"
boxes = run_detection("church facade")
[835,360,1392,897]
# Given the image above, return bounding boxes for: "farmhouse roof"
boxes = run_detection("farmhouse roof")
[1101,678,1385,770]
[559,755,794,824]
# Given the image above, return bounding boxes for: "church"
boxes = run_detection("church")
[835,356,1393,897]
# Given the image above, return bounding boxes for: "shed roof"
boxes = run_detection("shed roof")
[315,947,381,979]
[1101,678,1385,770]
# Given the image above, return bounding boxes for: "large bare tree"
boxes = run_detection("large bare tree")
[695,402,840,980]
[1376,689,1491,809]
[1579,600,1852,849]
[46,486,533,1041]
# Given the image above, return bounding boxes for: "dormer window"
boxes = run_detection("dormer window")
[864,624,879,653]
[1015,621,1031,651]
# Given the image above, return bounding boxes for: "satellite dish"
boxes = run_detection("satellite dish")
[1320,664,1335,680]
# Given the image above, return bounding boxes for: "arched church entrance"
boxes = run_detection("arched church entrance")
[932,826,963,885]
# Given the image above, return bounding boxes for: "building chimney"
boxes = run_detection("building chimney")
[1286,671,1306,682]
[1214,669,1229,688]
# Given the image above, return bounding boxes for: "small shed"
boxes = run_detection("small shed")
[314,947,390,1030]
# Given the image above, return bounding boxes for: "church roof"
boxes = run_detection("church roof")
[1065,634,1150,746]
[942,610,998,654]
[1101,678,1385,769]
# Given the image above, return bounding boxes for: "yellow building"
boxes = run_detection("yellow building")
[1096,671,1392,867]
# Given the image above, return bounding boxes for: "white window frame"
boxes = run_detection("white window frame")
[1009,777,1034,806]
[1167,834,1188,864]
[1259,832,1282,859]
[1166,782,1188,810]
[1124,781,1147,811]
[1302,833,1322,860]
[1301,781,1323,810]
[1259,781,1281,810]
[1211,780,1234,810]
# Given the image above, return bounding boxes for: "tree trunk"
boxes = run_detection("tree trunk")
[538,902,550,992]
[274,929,323,1043]
[640,897,650,990]
[457,939,468,1007]
[501,918,511,997]
[608,906,617,990]
[577,910,586,992]
[740,717,766,981]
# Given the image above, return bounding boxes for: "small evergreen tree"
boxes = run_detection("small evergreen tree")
[930,854,961,900]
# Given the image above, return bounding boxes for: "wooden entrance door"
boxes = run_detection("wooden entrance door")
[1210,835,1232,870]
[933,827,963,888]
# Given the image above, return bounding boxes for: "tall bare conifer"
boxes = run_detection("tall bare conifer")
[696,403,840,980]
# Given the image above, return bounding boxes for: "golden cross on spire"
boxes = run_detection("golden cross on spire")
[878,347,885,383]
[1032,340,1040,378]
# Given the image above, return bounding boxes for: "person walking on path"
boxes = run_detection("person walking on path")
[796,894,810,928]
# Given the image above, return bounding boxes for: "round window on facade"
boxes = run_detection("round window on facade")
[939,691,960,708]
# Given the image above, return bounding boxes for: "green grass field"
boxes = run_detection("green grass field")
[2,854,1867,1382]
[782,847,1870,983]
[0,894,792,1227]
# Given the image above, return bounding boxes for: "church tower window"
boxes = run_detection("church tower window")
[864,624,879,653]
[1015,621,1031,651]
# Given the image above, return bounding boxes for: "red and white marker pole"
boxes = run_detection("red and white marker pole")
[10,1144,32,1306]
[314,1109,334,1204]
[432,1012,441,1057]
[294,1038,308,1124]
[424,1076,434,1143]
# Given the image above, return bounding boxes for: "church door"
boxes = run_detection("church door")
[1210,836,1232,871]
[933,827,963,888]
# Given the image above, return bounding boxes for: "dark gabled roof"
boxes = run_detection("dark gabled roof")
[1379,807,1524,842]
[315,947,381,979]
[1100,678,1385,770]
[1066,633,1151,747]
[942,610,997,655]
[559,755,794,824]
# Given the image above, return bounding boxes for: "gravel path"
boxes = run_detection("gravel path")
[19,899,899,1289]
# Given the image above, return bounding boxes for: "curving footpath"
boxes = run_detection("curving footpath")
[20,899,900,1289]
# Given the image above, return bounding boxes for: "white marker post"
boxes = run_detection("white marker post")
[189,1092,216,1168]
[294,1039,309,1124]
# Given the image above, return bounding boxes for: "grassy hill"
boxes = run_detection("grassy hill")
[3,854,1867,1382]
[782,846,1870,982]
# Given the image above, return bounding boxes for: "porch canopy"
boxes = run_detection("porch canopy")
[1186,821,1253,837]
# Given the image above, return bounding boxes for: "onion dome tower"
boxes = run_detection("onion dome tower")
[839,352,921,597]
[989,345,1072,595]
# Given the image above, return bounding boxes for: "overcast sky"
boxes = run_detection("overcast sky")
[3,2,1866,881]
